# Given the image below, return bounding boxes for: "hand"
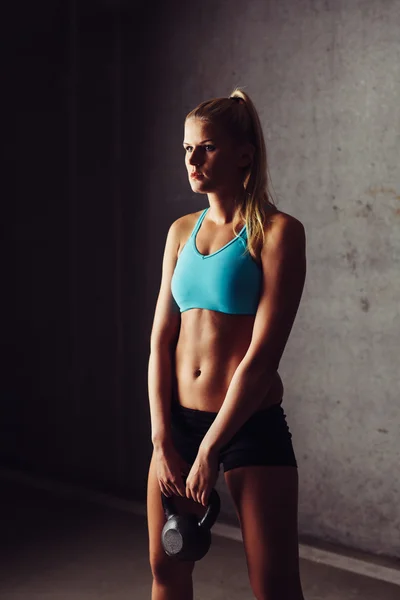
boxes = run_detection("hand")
[185,447,219,507]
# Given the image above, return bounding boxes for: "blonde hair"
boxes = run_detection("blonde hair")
[185,86,279,264]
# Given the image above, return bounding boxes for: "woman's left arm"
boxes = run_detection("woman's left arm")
[199,214,307,456]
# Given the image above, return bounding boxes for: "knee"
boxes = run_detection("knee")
[150,555,195,585]
[150,557,175,585]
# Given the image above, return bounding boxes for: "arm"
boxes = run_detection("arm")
[199,214,307,455]
[148,219,182,450]
[148,347,175,449]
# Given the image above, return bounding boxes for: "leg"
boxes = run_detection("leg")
[147,449,206,600]
[224,465,305,600]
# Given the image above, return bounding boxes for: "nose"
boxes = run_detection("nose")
[188,148,203,166]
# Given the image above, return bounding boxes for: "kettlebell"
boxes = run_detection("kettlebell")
[161,475,221,562]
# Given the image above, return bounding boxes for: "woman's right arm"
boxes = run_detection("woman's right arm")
[148,218,182,452]
[148,348,176,451]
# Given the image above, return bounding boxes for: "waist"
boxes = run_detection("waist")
[172,370,284,413]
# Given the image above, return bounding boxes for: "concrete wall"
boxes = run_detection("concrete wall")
[3,0,399,560]
[140,0,400,558]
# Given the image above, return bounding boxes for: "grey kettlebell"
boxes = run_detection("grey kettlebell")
[161,475,221,562]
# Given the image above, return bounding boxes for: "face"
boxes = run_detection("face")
[183,118,253,194]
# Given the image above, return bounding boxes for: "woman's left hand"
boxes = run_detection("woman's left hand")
[185,447,220,507]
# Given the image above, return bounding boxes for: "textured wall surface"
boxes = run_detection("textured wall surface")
[140,0,400,558]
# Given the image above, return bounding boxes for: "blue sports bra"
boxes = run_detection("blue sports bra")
[171,208,262,315]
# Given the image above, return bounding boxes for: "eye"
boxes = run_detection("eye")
[184,145,215,152]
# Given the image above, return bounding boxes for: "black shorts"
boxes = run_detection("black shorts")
[170,400,298,473]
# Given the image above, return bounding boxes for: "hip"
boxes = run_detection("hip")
[170,400,297,471]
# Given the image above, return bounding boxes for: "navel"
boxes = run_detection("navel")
[194,368,201,377]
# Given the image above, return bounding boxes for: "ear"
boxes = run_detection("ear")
[237,142,255,168]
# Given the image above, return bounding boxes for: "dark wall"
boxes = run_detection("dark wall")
[2,0,166,499]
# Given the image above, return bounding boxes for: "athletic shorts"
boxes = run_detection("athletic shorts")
[170,400,298,473]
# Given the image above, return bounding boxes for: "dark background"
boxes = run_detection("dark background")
[2,0,166,499]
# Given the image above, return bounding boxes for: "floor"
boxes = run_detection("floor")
[1,474,400,600]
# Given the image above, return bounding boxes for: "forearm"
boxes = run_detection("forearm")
[148,347,175,449]
[199,359,277,455]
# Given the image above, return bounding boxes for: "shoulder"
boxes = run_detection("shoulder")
[265,209,305,235]
[168,209,202,235]
[170,209,204,254]
[176,209,204,234]
[261,209,306,257]
[179,209,203,226]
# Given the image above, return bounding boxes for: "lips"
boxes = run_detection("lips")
[191,172,203,179]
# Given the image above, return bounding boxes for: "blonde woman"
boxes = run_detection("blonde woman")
[147,88,307,600]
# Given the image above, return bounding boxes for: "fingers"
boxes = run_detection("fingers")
[159,463,192,499]
[161,482,172,497]
[161,477,186,498]
[160,478,176,498]
[186,485,205,506]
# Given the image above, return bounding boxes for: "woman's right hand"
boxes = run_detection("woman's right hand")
[153,441,192,499]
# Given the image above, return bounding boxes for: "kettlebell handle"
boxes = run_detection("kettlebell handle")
[162,474,220,531]
[181,474,220,530]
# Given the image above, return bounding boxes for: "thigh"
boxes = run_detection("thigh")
[224,465,301,581]
[147,449,207,580]
[219,404,298,472]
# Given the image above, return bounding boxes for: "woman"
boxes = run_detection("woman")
[147,88,307,600]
